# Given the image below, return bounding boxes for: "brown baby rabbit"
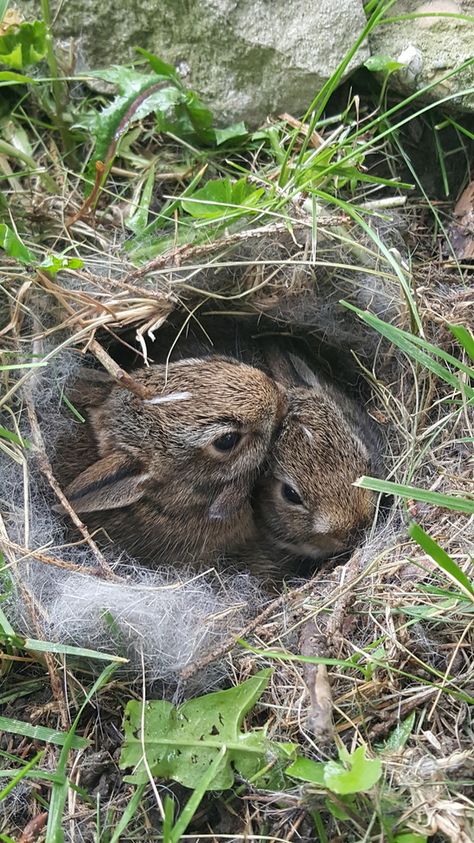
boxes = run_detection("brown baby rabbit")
[252,349,383,568]
[58,355,288,566]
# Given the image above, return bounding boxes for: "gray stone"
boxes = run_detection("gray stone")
[22,0,370,126]
[368,0,474,112]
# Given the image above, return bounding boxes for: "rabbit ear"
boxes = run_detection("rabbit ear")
[208,481,249,521]
[288,353,324,388]
[63,453,149,513]
[68,368,115,408]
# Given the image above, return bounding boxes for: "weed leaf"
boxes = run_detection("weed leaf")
[324,745,382,794]
[120,669,277,790]
[0,20,46,69]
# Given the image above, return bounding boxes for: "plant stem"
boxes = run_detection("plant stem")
[40,0,74,160]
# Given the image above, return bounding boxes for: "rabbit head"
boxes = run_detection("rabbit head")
[253,352,383,563]
[61,356,288,563]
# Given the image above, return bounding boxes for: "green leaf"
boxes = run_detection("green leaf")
[381,712,416,752]
[356,476,474,516]
[80,68,177,177]
[409,522,474,600]
[135,47,179,80]
[181,177,264,219]
[341,302,474,398]
[38,255,84,273]
[120,669,278,790]
[0,425,30,448]
[286,756,326,785]
[324,745,382,795]
[214,121,248,146]
[394,835,428,843]
[0,70,33,84]
[0,20,47,69]
[448,323,474,362]
[364,54,405,73]
[126,163,156,233]
[0,715,88,749]
[0,223,35,264]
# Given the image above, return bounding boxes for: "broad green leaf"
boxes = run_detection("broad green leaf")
[181,177,264,218]
[214,121,248,146]
[286,756,326,785]
[0,20,47,69]
[394,835,428,843]
[120,669,279,790]
[136,47,179,80]
[80,68,176,176]
[409,522,474,600]
[324,745,382,795]
[381,712,416,752]
[0,223,35,263]
[364,54,405,73]
[38,255,84,273]
[356,476,474,516]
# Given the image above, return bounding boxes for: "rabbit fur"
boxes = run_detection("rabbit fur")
[54,355,288,566]
[243,344,383,572]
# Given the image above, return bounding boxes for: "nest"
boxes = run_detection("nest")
[1,195,473,841]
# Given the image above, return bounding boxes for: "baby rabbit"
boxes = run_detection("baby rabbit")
[252,348,383,568]
[57,355,288,566]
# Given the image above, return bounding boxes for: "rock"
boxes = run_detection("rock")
[368,0,474,113]
[21,0,370,126]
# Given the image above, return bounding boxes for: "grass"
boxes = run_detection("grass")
[0,0,473,840]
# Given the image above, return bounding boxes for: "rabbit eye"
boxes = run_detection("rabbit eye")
[281,483,303,506]
[212,431,242,452]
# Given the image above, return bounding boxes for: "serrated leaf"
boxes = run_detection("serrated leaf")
[0,223,35,263]
[286,757,326,785]
[120,669,277,790]
[324,745,382,794]
[0,20,47,69]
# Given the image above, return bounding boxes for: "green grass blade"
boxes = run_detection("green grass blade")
[356,476,474,515]
[168,746,226,843]
[108,784,147,843]
[409,522,474,602]
[0,716,89,749]
[45,663,118,843]
[24,637,128,663]
[0,750,44,801]
[448,324,474,362]
[342,301,474,398]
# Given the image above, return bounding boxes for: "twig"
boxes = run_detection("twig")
[179,575,319,681]
[4,539,121,580]
[88,338,154,400]
[23,382,116,579]
[279,112,324,148]
[125,218,346,283]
